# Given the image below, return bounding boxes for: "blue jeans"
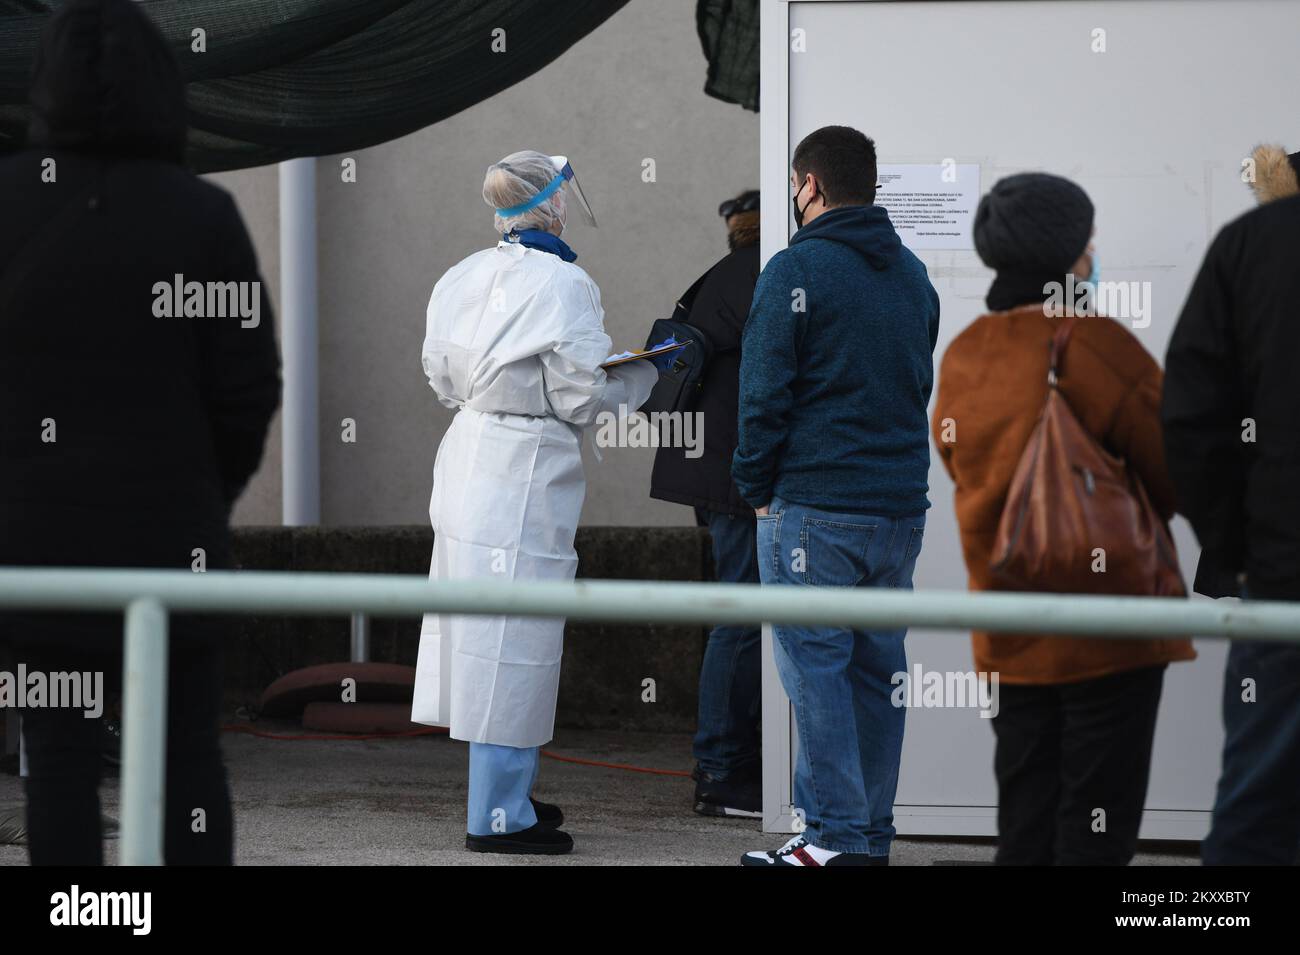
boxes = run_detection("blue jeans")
[467,742,540,836]
[1202,639,1300,864]
[757,496,926,855]
[692,509,762,779]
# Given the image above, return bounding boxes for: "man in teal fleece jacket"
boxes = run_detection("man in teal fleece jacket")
[734,126,939,867]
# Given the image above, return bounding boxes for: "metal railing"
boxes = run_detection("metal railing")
[1,567,1298,865]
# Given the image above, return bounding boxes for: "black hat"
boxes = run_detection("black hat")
[719,190,760,218]
[973,173,1094,275]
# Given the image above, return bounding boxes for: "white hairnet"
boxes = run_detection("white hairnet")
[483,149,567,235]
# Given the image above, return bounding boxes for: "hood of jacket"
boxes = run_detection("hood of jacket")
[26,0,186,163]
[1248,144,1300,205]
[726,210,760,251]
[790,204,902,270]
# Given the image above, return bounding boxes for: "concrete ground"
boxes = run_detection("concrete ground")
[0,726,1199,866]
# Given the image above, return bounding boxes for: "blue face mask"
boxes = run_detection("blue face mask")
[1076,250,1100,314]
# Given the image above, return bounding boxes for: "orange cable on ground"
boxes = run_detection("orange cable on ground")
[221,723,444,742]
[538,750,691,778]
[219,723,693,777]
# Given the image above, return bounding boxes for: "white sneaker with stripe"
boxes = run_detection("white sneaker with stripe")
[741,834,846,867]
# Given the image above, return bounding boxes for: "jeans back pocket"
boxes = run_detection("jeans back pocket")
[803,518,877,587]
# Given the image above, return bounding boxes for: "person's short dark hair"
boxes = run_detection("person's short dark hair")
[792,126,878,207]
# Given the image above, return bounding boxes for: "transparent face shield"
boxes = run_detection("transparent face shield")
[549,155,597,227]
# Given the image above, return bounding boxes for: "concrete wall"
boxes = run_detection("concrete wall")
[207,0,759,530]
[228,526,714,732]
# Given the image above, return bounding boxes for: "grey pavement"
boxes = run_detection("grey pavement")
[0,726,1199,866]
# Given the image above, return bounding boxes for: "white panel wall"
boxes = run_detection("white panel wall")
[764,0,1300,836]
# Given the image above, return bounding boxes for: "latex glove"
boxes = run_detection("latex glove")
[649,339,686,372]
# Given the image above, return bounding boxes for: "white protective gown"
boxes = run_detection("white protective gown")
[412,241,658,748]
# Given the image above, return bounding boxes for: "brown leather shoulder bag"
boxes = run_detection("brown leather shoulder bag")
[990,316,1186,597]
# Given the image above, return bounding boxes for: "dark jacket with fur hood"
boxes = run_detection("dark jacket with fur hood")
[649,213,760,517]
[1162,144,1300,600]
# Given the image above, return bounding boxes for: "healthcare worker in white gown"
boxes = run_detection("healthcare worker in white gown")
[413,150,660,855]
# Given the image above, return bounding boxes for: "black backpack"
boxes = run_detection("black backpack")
[638,266,718,415]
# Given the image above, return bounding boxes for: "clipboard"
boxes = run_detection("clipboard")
[600,339,692,369]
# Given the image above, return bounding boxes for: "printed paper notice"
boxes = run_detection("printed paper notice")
[876,164,979,250]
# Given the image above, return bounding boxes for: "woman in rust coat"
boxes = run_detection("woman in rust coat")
[932,172,1194,865]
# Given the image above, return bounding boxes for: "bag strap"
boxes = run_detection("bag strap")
[674,260,722,315]
[665,261,738,358]
[1047,314,1080,388]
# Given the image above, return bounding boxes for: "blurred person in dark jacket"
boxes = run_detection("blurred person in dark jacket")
[649,190,763,817]
[1163,144,1300,866]
[0,0,281,865]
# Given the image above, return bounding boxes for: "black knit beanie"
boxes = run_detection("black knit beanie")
[973,173,1094,275]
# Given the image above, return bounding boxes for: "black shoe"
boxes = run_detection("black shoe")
[694,769,762,819]
[466,823,573,855]
[531,797,564,828]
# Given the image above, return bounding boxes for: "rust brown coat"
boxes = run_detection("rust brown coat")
[932,304,1196,684]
